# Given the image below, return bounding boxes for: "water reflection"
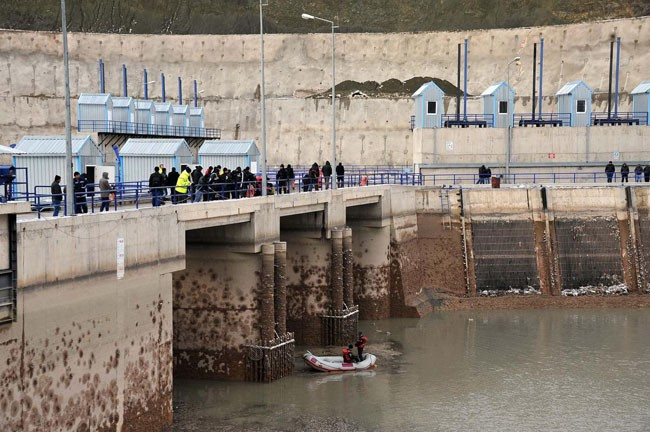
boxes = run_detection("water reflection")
[173,309,650,431]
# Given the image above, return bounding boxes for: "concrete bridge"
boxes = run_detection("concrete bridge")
[2,183,650,431]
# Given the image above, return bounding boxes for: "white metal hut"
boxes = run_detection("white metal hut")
[119,138,193,183]
[153,102,172,133]
[481,82,515,128]
[412,81,444,128]
[78,93,112,132]
[198,140,260,171]
[12,135,103,196]
[134,100,154,134]
[172,105,189,127]
[189,107,205,129]
[111,97,135,132]
[631,81,650,126]
[556,80,593,127]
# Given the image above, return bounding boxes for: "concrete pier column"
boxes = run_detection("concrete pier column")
[273,241,287,335]
[330,228,344,311]
[261,244,276,343]
[343,227,354,307]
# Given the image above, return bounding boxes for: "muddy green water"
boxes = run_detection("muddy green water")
[172,309,650,431]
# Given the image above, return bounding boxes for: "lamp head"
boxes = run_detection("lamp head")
[513,56,521,62]
[302,13,314,20]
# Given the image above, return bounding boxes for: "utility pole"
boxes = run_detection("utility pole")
[61,0,74,215]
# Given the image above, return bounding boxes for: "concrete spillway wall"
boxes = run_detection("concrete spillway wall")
[1,16,649,165]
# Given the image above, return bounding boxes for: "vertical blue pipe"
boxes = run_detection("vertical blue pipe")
[193,80,198,107]
[161,73,166,102]
[99,59,105,93]
[122,64,127,96]
[615,37,621,117]
[463,39,468,120]
[538,38,544,119]
[144,69,148,100]
[178,77,182,104]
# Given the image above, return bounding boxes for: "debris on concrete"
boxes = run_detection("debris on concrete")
[479,286,541,297]
[561,283,628,296]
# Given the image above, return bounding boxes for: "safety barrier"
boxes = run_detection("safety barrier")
[78,119,221,139]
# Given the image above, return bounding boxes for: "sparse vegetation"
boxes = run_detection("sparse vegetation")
[0,0,648,34]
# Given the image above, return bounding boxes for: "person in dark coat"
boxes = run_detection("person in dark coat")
[149,166,164,207]
[644,165,650,183]
[310,163,320,191]
[276,164,288,194]
[336,162,345,188]
[286,164,295,193]
[73,171,88,214]
[634,164,643,183]
[605,161,615,183]
[322,161,333,190]
[167,167,180,204]
[621,163,629,183]
[302,172,312,192]
[51,175,63,217]
[477,165,487,184]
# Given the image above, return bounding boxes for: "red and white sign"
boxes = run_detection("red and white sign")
[548,153,556,159]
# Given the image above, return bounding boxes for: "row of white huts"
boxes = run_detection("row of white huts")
[413,79,650,128]
[10,136,260,194]
[78,93,205,131]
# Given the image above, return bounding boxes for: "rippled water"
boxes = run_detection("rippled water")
[173,309,650,431]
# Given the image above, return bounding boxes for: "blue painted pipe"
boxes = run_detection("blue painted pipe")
[161,73,166,102]
[99,59,105,93]
[538,38,544,119]
[463,39,468,120]
[144,69,148,100]
[194,80,198,107]
[178,77,182,105]
[122,64,128,96]
[614,37,621,117]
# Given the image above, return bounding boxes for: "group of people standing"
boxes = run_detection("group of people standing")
[50,171,113,216]
[605,161,650,183]
[299,161,345,192]
[150,164,263,206]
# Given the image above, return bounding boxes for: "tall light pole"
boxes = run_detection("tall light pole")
[505,56,521,182]
[61,0,74,215]
[302,13,337,190]
[259,1,268,196]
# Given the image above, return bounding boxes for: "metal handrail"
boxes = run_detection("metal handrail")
[78,119,221,138]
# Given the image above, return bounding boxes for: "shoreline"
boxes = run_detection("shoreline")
[434,293,650,312]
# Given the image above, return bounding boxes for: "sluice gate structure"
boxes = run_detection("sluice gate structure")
[1,184,650,431]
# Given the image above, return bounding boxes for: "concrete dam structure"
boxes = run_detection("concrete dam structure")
[1,17,649,166]
[1,184,649,430]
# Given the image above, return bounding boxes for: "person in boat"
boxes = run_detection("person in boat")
[355,332,368,360]
[343,344,359,363]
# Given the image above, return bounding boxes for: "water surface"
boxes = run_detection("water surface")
[173,308,650,431]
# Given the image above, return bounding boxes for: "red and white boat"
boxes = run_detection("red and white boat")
[303,351,377,372]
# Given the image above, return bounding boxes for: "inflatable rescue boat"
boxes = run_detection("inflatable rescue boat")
[303,351,377,372]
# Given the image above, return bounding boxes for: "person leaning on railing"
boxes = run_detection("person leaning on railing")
[98,172,113,212]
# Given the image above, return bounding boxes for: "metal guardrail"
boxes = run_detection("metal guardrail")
[18,169,650,218]
[442,114,493,128]
[78,119,221,139]
[514,112,571,127]
[591,112,648,126]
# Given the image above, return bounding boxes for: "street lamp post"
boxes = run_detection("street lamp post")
[505,56,521,182]
[259,0,268,196]
[302,13,337,190]
[60,0,74,215]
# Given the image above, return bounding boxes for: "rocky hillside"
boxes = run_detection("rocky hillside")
[1,0,649,34]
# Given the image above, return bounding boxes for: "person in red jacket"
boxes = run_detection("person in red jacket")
[342,344,354,363]
[355,332,368,360]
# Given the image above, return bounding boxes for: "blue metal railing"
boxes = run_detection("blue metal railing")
[442,114,494,128]
[514,112,571,127]
[20,168,650,219]
[78,119,221,138]
[591,112,648,126]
